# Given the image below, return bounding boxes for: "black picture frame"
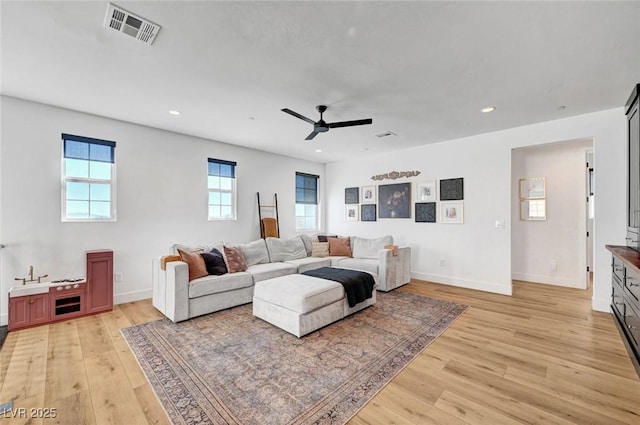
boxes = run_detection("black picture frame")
[361,204,377,221]
[415,202,436,223]
[440,178,464,200]
[345,187,359,204]
[378,183,411,218]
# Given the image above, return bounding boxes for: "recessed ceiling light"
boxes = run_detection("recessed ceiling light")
[169,110,181,116]
[481,106,496,113]
[315,149,322,153]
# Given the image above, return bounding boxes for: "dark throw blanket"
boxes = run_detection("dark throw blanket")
[302,267,375,307]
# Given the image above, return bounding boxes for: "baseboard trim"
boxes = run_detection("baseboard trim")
[114,289,153,305]
[512,272,585,289]
[411,272,512,296]
[592,296,612,313]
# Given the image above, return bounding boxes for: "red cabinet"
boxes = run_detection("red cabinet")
[8,293,50,331]
[85,250,113,314]
[8,249,114,332]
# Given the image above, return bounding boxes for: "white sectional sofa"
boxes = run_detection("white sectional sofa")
[152,234,411,323]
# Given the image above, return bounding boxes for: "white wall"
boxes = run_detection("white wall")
[0,96,325,325]
[511,139,593,288]
[326,108,626,312]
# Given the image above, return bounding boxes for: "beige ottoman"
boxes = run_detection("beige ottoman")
[253,273,376,337]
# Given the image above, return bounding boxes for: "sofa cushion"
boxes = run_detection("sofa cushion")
[329,237,352,257]
[246,262,297,282]
[254,274,344,314]
[266,236,307,262]
[329,256,349,267]
[335,258,379,275]
[284,257,331,273]
[200,248,228,276]
[177,248,208,281]
[352,235,393,259]
[299,233,313,256]
[188,272,253,299]
[172,242,224,255]
[228,239,270,267]
[224,246,248,273]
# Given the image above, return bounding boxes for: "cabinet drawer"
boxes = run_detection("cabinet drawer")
[613,257,626,281]
[624,297,640,347]
[613,277,626,317]
[625,267,640,302]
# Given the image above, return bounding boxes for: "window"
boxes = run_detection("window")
[295,172,319,231]
[62,134,116,221]
[208,158,236,220]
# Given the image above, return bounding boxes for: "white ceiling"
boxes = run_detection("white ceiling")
[2,1,640,163]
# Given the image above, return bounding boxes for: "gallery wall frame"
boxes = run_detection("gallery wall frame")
[440,200,464,224]
[361,204,377,221]
[416,181,436,202]
[361,185,376,204]
[440,178,464,200]
[346,205,359,221]
[378,182,411,219]
[415,202,436,223]
[345,187,359,204]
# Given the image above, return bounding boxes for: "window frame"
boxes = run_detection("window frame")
[295,172,320,231]
[61,133,117,222]
[207,158,237,221]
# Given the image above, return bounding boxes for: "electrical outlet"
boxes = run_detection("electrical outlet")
[550,260,557,272]
[114,272,123,282]
[439,259,446,267]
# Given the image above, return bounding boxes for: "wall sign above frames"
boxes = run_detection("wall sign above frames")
[371,170,421,181]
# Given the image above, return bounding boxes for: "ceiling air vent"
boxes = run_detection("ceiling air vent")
[104,3,160,45]
[375,131,397,138]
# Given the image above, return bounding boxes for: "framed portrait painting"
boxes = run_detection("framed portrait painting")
[440,201,464,224]
[378,183,411,218]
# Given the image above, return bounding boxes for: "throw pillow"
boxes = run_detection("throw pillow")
[311,242,329,257]
[223,245,248,273]
[177,248,208,281]
[317,234,338,243]
[200,248,228,276]
[328,237,352,257]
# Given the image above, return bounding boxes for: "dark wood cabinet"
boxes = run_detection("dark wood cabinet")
[627,84,640,250]
[608,245,640,376]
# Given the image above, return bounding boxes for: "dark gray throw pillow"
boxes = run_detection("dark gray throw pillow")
[200,248,228,275]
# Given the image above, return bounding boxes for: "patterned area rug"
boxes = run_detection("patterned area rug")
[122,291,466,425]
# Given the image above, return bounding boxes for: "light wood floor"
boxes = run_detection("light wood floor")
[1,280,639,424]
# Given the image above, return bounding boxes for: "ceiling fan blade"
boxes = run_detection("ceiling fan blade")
[328,118,373,128]
[282,108,316,125]
[305,131,319,140]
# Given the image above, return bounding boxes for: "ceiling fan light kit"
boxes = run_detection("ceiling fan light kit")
[282,105,373,140]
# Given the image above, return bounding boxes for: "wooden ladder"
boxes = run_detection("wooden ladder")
[257,193,279,238]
